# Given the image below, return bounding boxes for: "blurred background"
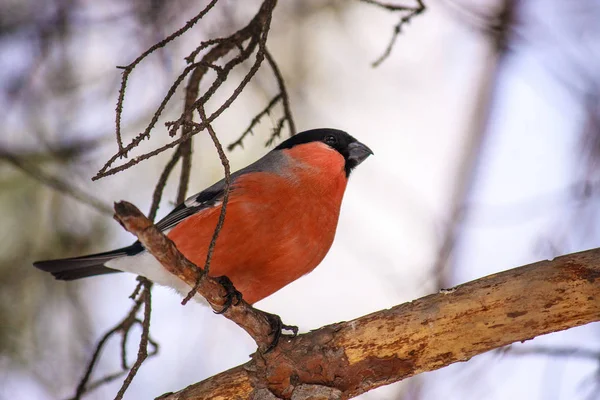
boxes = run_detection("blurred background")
[1,0,600,399]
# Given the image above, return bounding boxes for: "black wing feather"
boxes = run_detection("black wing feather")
[154,188,223,231]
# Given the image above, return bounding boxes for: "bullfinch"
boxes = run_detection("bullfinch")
[34,128,373,305]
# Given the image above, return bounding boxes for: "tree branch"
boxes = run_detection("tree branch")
[361,0,426,67]
[1,149,113,216]
[158,248,600,399]
[94,0,279,181]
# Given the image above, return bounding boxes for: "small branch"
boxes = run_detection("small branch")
[95,0,278,181]
[182,105,232,304]
[265,48,296,136]
[361,0,426,67]
[114,0,220,152]
[175,135,192,207]
[159,247,600,399]
[114,279,153,400]
[265,116,287,147]
[361,0,419,11]
[69,278,158,400]
[1,150,112,216]
[175,58,199,205]
[227,94,281,151]
[148,147,182,221]
[112,201,277,352]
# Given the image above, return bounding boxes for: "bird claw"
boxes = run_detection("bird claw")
[213,275,242,314]
[262,311,299,353]
[210,276,297,352]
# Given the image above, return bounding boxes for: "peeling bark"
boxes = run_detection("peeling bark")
[158,248,600,399]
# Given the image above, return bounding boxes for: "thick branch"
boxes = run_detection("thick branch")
[112,201,276,352]
[159,248,600,399]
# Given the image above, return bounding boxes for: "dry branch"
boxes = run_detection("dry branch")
[158,248,600,399]
[69,277,158,400]
[1,149,112,216]
[94,0,285,181]
[181,104,232,304]
[361,0,426,67]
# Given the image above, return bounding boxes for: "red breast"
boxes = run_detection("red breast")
[167,142,348,304]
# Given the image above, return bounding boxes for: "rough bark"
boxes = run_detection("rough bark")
[157,248,600,399]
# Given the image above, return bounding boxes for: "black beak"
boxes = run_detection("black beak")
[347,141,374,166]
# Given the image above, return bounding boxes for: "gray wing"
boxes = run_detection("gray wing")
[154,149,288,232]
[154,181,225,232]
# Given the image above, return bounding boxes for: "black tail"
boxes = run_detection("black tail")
[33,242,144,281]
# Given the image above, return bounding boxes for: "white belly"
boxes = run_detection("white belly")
[106,252,207,303]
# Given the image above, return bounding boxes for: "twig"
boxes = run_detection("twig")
[182,104,231,305]
[93,0,279,181]
[174,51,213,206]
[1,151,112,216]
[361,0,426,67]
[148,147,182,221]
[264,48,296,136]
[185,38,229,64]
[227,94,281,151]
[227,46,295,151]
[265,116,287,147]
[165,0,274,137]
[114,279,153,400]
[114,0,220,152]
[69,278,158,400]
[177,141,193,206]
[361,0,419,11]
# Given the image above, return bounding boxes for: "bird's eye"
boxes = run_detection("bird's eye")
[324,135,337,145]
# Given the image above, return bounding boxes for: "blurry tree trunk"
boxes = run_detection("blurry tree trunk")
[158,247,600,400]
[433,0,517,289]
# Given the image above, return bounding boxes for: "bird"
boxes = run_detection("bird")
[34,128,373,305]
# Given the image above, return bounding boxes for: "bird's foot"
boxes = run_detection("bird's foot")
[213,275,242,314]
[262,311,299,353]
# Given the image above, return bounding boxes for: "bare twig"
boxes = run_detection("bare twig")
[148,147,182,222]
[227,46,296,152]
[114,279,153,400]
[227,94,281,151]
[1,151,112,216]
[265,116,288,147]
[93,0,281,181]
[1,137,103,162]
[361,0,419,11]
[69,278,158,400]
[361,0,426,67]
[114,0,220,152]
[182,105,231,305]
[176,139,193,206]
[264,48,296,136]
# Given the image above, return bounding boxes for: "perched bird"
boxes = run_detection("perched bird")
[34,129,372,305]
